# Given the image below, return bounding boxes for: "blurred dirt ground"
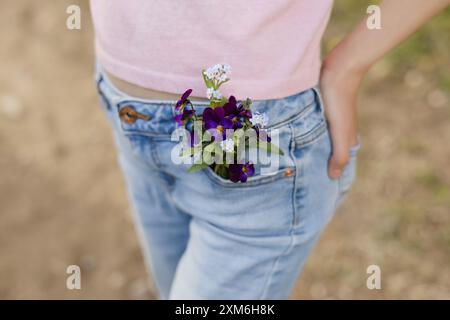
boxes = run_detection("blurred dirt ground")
[0,0,448,299]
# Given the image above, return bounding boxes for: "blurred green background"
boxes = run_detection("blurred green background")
[0,0,448,299]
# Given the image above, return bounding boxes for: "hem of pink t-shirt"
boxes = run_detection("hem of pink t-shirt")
[95,42,320,101]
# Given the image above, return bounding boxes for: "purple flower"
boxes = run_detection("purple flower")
[223,96,252,128]
[174,89,196,127]
[187,122,200,147]
[202,107,234,139]
[175,89,193,111]
[174,108,194,126]
[229,162,255,183]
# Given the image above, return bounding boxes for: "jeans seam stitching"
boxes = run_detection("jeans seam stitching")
[293,121,327,147]
[258,125,297,299]
[267,100,316,130]
[203,167,289,188]
[259,235,295,299]
[289,124,298,229]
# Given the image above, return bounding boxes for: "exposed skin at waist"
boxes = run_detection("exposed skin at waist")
[105,70,210,103]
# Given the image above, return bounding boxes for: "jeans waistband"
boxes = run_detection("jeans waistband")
[96,63,323,136]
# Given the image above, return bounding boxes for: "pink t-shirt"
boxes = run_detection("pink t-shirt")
[90,0,333,100]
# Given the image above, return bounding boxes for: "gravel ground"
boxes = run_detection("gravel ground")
[0,0,448,299]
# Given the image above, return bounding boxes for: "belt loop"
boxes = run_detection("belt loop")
[312,85,325,117]
[96,74,103,95]
[96,77,113,112]
[94,60,103,86]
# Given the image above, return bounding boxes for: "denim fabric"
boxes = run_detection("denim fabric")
[95,65,359,300]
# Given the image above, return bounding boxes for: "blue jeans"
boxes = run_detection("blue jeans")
[95,66,359,299]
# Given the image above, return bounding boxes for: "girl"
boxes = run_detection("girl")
[90,0,449,299]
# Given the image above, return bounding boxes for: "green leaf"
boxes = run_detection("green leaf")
[203,151,213,165]
[256,141,284,156]
[202,70,214,88]
[233,128,245,147]
[204,143,216,153]
[233,128,245,139]
[203,131,214,142]
[241,98,253,110]
[181,146,202,158]
[203,142,225,164]
[203,143,217,165]
[181,148,193,158]
[187,163,209,173]
[210,97,227,108]
[213,164,229,180]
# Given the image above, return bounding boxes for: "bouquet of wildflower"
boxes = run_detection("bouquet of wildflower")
[173,64,283,183]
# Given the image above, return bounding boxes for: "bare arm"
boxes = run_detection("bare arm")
[321,0,450,179]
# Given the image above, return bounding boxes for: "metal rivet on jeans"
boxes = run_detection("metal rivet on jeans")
[119,105,151,124]
[284,168,294,177]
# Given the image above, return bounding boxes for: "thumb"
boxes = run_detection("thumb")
[328,149,350,179]
[328,124,351,180]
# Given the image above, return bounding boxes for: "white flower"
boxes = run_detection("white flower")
[219,74,228,82]
[250,112,269,128]
[203,64,232,82]
[223,64,232,74]
[206,88,222,100]
[220,138,235,152]
[203,69,214,80]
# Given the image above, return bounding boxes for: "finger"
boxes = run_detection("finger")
[327,112,352,180]
[328,149,350,179]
